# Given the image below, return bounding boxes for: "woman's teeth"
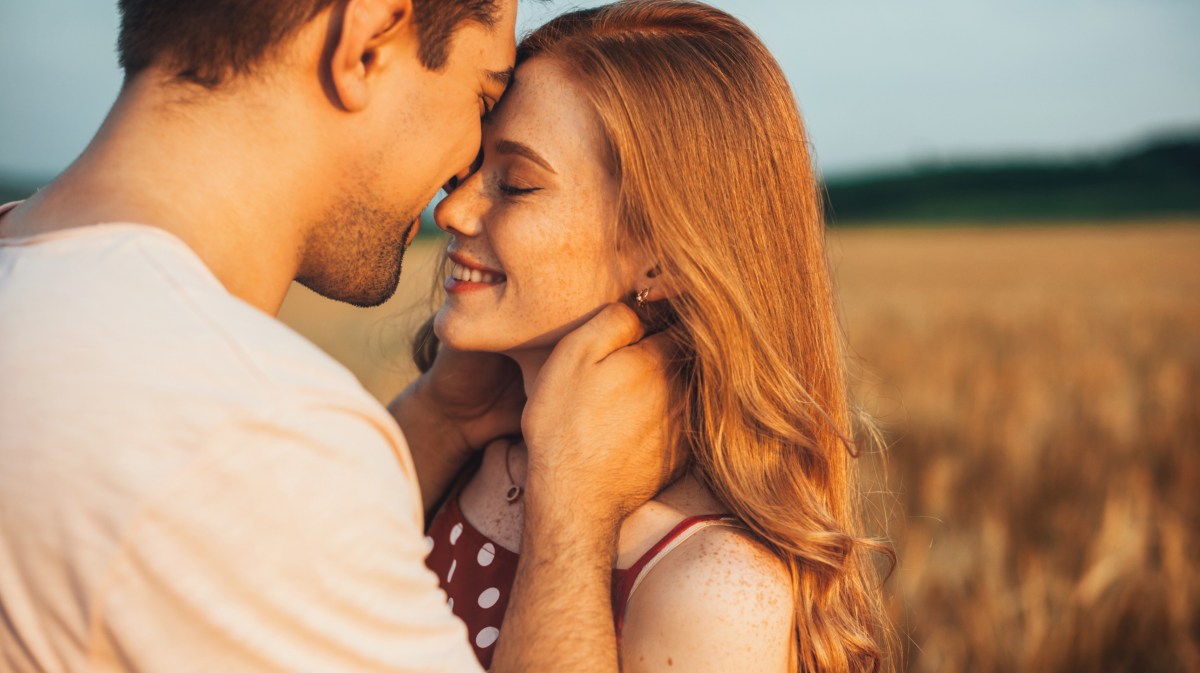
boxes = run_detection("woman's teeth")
[450,262,502,284]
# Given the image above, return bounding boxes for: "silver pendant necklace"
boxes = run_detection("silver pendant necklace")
[504,439,524,504]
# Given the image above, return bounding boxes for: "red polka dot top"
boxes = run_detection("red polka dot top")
[424,493,739,669]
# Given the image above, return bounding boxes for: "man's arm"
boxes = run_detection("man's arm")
[390,303,679,671]
[94,404,484,673]
[388,348,523,516]
[492,304,681,672]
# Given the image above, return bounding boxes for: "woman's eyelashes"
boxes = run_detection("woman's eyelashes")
[498,181,541,197]
[492,170,542,198]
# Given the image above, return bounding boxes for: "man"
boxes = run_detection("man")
[0,1,672,671]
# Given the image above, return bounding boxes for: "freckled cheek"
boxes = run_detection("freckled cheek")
[501,204,622,327]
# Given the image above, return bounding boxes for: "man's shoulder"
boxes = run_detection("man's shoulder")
[0,224,429,671]
[0,221,409,497]
[1,222,375,407]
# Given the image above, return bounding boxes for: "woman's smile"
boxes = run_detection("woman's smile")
[445,251,507,294]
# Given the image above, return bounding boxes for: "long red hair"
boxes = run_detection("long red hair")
[516,2,893,671]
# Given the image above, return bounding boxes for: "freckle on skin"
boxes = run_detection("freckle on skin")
[667,657,673,666]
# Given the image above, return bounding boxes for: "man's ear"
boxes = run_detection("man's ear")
[328,0,416,112]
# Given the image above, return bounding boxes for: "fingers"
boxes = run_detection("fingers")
[625,330,672,365]
[556,303,646,364]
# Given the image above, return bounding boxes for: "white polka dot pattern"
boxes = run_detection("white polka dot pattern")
[477,587,500,609]
[449,522,463,545]
[475,626,500,649]
[477,542,496,567]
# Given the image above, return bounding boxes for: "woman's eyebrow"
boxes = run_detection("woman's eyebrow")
[494,139,557,174]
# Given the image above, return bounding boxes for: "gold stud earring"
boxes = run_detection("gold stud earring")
[635,288,650,309]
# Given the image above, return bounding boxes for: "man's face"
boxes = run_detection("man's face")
[300,1,518,307]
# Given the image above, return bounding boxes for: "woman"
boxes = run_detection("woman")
[418,2,892,671]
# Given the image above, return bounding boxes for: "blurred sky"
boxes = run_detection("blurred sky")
[1,0,1197,178]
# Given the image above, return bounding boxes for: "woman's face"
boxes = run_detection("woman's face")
[433,57,640,355]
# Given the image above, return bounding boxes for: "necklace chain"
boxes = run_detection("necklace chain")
[504,439,523,504]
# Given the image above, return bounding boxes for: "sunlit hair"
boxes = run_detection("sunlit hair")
[418,1,893,670]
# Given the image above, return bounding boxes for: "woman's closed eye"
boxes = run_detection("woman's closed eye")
[499,182,541,197]
[495,172,542,198]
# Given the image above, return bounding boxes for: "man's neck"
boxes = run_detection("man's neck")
[0,71,329,315]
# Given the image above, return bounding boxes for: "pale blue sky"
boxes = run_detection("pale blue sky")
[1,0,1197,178]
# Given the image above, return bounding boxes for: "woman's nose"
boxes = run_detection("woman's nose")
[435,173,484,238]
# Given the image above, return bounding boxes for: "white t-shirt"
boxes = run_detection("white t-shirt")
[0,205,483,673]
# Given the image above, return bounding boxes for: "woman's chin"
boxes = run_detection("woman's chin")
[434,308,580,355]
[433,312,500,354]
[432,313,467,351]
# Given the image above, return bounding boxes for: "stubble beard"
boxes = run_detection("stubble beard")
[297,193,421,308]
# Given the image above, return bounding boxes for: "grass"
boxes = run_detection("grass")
[278,222,1200,672]
[831,223,1200,672]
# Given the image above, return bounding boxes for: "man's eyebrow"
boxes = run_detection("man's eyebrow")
[486,68,514,88]
[494,139,556,174]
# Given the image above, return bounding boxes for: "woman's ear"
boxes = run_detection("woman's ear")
[328,0,416,112]
[632,263,678,304]
[628,263,679,334]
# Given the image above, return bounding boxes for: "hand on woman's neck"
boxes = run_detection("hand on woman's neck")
[509,350,553,399]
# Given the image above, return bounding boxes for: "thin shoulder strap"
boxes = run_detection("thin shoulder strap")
[613,515,743,634]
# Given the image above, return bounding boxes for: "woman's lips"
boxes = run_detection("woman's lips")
[446,252,506,293]
[449,261,502,284]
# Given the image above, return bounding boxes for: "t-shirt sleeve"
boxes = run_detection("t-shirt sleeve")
[90,402,484,673]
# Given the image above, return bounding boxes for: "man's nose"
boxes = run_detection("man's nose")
[443,147,485,195]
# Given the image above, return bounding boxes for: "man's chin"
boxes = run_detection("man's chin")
[295,275,397,308]
[297,213,418,307]
[338,219,417,306]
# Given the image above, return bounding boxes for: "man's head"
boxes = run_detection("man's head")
[117,0,504,88]
[115,0,517,307]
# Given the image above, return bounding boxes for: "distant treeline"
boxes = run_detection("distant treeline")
[4,133,1199,224]
[0,176,45,206]
[823,133,1200,224]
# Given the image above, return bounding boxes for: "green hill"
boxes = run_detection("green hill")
[0,175,47,205]
[823,133,1200,224]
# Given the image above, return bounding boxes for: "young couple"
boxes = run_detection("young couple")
[0,1,889,672]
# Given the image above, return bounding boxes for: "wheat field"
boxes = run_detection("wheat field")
[279,222,1200,673]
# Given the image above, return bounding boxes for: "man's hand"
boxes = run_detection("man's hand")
[388,345,524,514]
[492,303,682,673]
[521,302,682,525]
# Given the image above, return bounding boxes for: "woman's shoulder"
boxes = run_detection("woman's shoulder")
[630,520,792,611]
[615,472,725,567]
[618,482,793,673]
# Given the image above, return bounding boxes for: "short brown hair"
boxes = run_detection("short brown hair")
[117,0,499,88]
